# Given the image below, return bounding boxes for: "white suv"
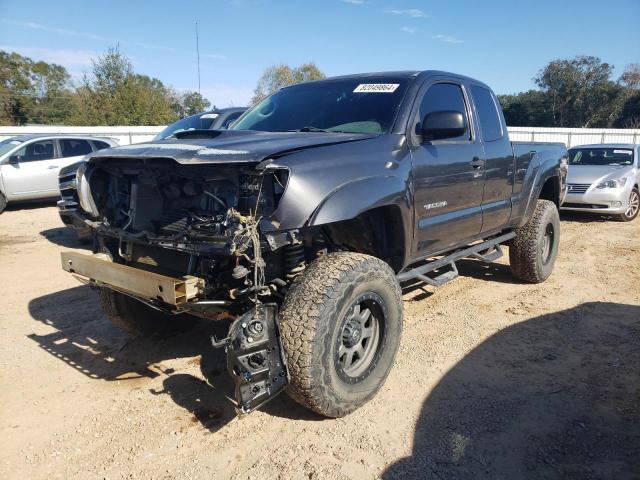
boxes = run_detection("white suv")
[0,134,118,212]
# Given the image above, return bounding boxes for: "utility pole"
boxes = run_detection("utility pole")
[195,21,201,95]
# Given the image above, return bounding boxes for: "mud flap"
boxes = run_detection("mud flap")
[213,304,289,414]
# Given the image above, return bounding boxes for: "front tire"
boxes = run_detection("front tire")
[509,199,560,283]
[0,192,6,214]
[98,288,197,337]
[279,252,403,418]
[614,187,639,222]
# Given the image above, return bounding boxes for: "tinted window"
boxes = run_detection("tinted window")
[416,83,470,141]
[221,112,242,129]
[92,140,111,150]
[233,78,410,134]
[13,140,55,162]
[471,85,503,142]
[61,139,92,158]
[569,148,634,166]
[154,114,217,140]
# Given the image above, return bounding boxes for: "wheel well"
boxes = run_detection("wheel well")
[321,206,405,272]
[539,176,560,207]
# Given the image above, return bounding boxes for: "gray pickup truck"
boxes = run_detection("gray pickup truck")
[61,70,567,417]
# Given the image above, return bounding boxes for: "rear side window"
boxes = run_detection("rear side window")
[61,139,92,158]
[91,140,111,150]
[471,85,503,142]
[416,83,471,142]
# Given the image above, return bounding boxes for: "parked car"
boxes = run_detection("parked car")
[60,70,566,417]
[0,134,118,213]
[561,144,639,222]
[153,107,247,140]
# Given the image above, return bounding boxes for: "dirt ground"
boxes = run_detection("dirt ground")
[0,202,638,480]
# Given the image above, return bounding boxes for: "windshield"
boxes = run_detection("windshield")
[154,113,218,140]
[569,148,634,166]
[0,138,23,157]
[232,77,411,134]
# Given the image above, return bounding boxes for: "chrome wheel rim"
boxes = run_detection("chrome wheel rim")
[336,293,384,381]
[625,190,639,219]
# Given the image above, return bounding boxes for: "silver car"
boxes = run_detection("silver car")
[0,134,118,213]
[561,144,639,222]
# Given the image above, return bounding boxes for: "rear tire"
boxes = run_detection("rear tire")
[614,188,639,222]
[279,252,403,417]
[0,192,6,214]
[98,288,197,337]
[509,199,560,283]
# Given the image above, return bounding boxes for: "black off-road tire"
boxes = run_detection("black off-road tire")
[279,252,403,418]
[98,288,197,337]
[509,199,560,283]
[0,192,7,214]
[613,187,639,222]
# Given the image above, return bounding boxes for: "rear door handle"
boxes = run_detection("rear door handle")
[470,157,485,168]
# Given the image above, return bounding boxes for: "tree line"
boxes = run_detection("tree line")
[1,48,638,129]
[499,56,639,129]
[0,47,210,126]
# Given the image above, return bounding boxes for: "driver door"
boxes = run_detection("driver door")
[1,139,60,199]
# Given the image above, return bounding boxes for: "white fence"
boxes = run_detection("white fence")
[1,125,639,147]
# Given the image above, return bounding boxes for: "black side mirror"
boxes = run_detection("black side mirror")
[8,155,21,164]
[420,110,468,142]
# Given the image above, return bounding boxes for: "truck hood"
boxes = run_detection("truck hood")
[87,130,378,165]
[567,164,634,184]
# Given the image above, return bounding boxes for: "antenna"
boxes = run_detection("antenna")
[195,21,201,95]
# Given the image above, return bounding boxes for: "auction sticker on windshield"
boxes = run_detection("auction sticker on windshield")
[353,84,400,93]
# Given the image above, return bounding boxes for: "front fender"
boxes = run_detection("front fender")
[308,175,411,227]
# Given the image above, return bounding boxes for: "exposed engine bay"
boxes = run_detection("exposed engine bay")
[74,158,317,412]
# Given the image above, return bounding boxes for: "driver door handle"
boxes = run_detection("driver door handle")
[47,165,59,169]
[470,157,485,168]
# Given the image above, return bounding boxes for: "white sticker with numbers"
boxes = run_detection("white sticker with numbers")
[353,83,400,93]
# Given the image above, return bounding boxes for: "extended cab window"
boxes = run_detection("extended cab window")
[13,139,55,162]
[416,83,471,142]
[471,85,503,142]
[61,139,92,158]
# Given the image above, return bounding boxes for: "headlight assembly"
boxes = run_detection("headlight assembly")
[76,163,100,217]
[596,178,627,189]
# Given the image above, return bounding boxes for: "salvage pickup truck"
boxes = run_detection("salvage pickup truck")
[61,71,567,417]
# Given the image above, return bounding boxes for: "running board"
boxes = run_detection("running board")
[397,232,515,284]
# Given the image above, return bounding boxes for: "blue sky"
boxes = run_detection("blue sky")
[1,0,639,106]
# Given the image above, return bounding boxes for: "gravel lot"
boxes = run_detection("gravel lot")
[0,203,638,479]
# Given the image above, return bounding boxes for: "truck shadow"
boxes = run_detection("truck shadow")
[40,227,91,249]
[26,285,247,432]
[560,211,616,223]
[383,302,640,479]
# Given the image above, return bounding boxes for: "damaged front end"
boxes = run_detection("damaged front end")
[65,156,322,413]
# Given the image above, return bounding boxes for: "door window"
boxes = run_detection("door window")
[13,140,55,162]
[470,85,503,142]
[60,139,92,158]
[414,83,471,142]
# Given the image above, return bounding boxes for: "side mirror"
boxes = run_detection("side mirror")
[420,110,468,142]
[8,155,21,164]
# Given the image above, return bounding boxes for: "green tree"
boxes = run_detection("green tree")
[170,90,211,117]
[251,62,325,104]
[534,56,621,127]
[70,46,177,126]
[499,90,555,127]
[0,50,74,125]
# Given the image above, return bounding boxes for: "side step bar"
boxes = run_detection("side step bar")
[397,232,515,285]
[61,251,204,305]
